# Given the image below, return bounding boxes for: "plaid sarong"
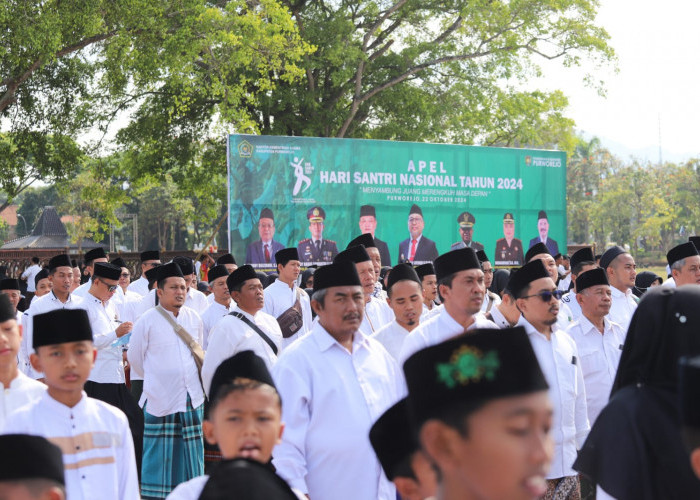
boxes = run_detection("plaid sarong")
[141,396,204,499]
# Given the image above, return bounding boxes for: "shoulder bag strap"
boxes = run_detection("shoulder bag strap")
[155,305,206,394]
[229,311,279,355]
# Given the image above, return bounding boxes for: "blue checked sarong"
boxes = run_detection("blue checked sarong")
[141,395,204,499]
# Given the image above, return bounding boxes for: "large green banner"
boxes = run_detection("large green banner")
[228,135,566,270]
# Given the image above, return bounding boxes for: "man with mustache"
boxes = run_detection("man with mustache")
[272,261,405,500]
[510,259,589,500]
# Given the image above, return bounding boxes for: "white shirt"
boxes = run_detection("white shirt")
[398,307,498,365]
[558,274,572,291]
[83,294,124,384]
[262,280,313,346]
[71,280,92,298]
[518,316,589,479]
[479,291,502,313]
[131,289,158,321]
[2,391,139,500]
[420,302,441,322]
[127,306,205,416]
[566,315,625,425]
[186,287,210,315]
[560,291,582,322]
[199,300,232,349]
[110,288,142,323]
[21,264,42,292]
[21,291,85,378]
[0,372,46,429]
[202,306,282,396]
[360,296,394,335]
[272,322,404,500]
[486,304,518,329]
[372,320,412,361]
[608,286,637,335]
[557,301,574,331]
[127,276,150,297]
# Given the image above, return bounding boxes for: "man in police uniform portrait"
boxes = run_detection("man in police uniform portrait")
[450,211,484,251]
[358,205,391,266]
[245,207,285,265]
[297,206,339,264]
[494,212,524,266]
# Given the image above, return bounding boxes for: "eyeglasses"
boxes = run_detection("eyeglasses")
[521,289,564,302]
[120,273,130,278]
[98,279,118,293]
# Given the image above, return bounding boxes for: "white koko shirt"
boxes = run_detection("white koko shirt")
[128,305,205,416]
[3,391,140,500]
[272,322,405,500]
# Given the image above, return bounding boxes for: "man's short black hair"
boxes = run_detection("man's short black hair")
[427,399,487,437]
[391,455,417,481]
[437,272,456,302]
[207,378,281,418]
[572,260,596,277]
[31,257,40,264]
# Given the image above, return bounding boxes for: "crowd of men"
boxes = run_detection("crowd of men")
[1,229,700,500]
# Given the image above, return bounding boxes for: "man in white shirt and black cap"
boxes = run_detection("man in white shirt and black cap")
[399,247,497,364]
[199,265,231,349]
[559,247,598,322]
[347,233,386,300]
[0,279,22,325]
[272,260,404,500]
[510,259,589,499]
[262,248,312,348]
[128,250,161,297]
[0,294,46,430]
[72,248,109,297]
[566,267,624,427]
[484,270,521,329]
[173,256,209,314]
[415,263,439,320]
[82,262,143,473]
[372,263,424,361]
[477,250,501,314]
[202,265,283,395]
[334,245,393,335]
[600,245,637,334]
[128,262,206,498]
[525,242,573,330]
[667,241,700,287]
[21,254,84,379]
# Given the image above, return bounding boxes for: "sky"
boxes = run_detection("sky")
[529,0,700,164]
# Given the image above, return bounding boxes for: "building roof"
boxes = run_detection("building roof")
[1,207,106,250]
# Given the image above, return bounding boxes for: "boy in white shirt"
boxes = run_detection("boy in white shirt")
[3,308,139,500]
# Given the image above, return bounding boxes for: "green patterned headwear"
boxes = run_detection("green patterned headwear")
[403,327,549,428]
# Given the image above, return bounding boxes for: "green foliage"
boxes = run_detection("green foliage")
[255,0,614,145]
[56,157,130,249]
[567,134,700,257]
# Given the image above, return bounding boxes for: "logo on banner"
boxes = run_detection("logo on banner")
[525,156,561,168]
[292,157,312,196]
[238,140,253,158]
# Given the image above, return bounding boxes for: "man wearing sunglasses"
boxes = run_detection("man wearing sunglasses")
[511,259,589,500]
[83,262,144,472]
[525,242,574,331]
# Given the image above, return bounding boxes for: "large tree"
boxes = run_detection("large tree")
[255,0,614,143]
[0,0,309,210]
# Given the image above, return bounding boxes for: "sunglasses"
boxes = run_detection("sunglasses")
[521,289,564,302]
[98,279,119,293]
